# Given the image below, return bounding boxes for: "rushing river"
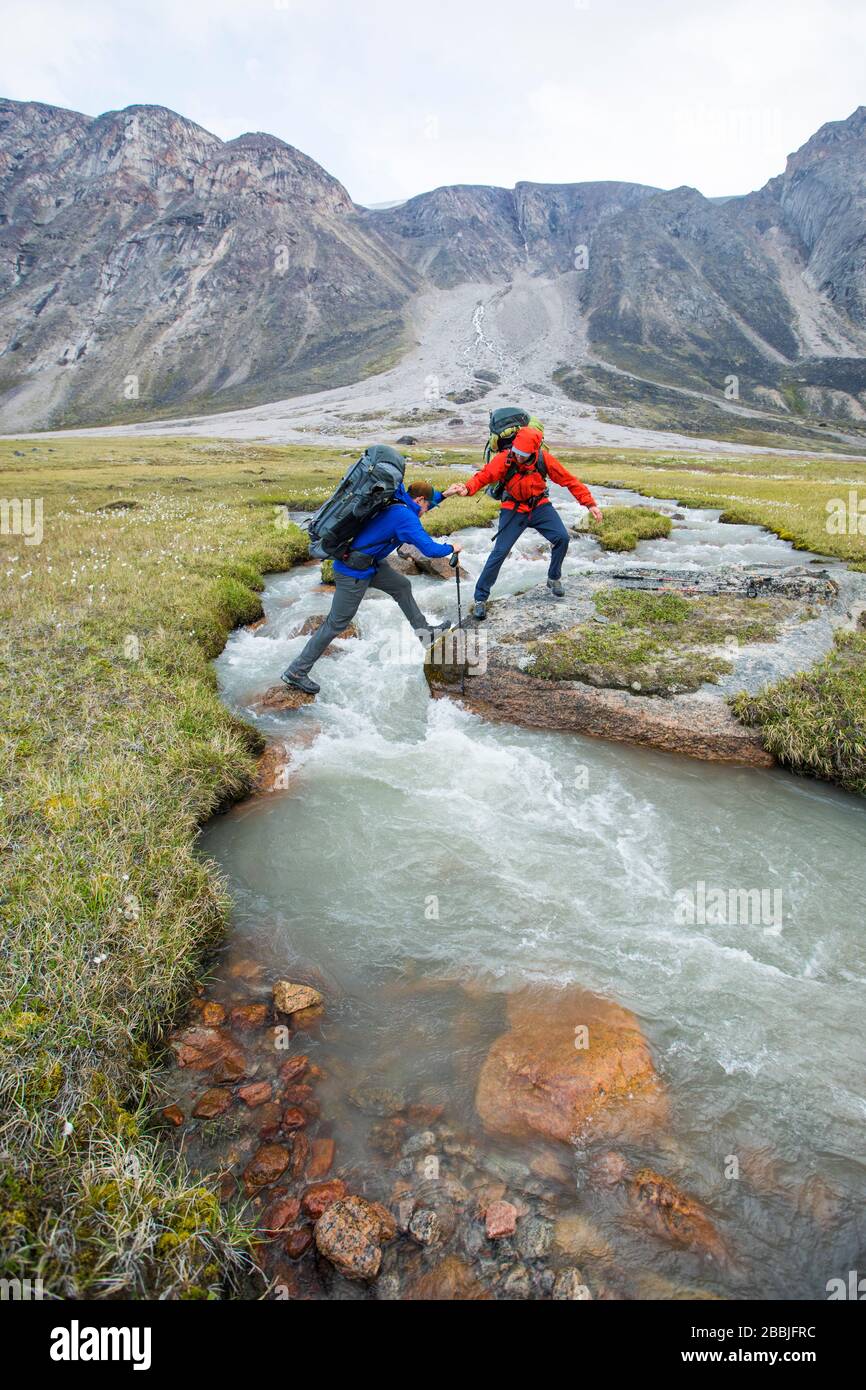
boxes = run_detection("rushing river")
[197,487,866,1300]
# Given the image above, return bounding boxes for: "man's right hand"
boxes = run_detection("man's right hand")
[444,482,469,497]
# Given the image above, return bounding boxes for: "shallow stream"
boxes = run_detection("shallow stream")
[190,487,865,1299]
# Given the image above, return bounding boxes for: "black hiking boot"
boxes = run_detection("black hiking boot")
[547,578,565,598]
[281,669,320,695]
[472,601,487,621]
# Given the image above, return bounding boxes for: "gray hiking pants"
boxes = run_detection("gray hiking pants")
[287,560,430,677]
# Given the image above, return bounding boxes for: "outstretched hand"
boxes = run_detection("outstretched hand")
[589,505,603,523]
[444,482,469,497]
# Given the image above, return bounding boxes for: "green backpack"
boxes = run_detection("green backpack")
[483,407,548,500]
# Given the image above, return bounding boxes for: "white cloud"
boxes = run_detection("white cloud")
[1,0,864,202]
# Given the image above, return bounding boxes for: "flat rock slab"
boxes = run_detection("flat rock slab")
[426,565,846,766]
[252,683,316,712]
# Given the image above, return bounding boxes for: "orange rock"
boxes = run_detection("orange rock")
[239,1080,272,1108]
[243,1144,291,1194]
[629,1169,726,1262]
[192,1087,233,1119]
[230,1003,268,1031]
[284,1226,314,1260]
[253,683,315,713]
[315,1195,392,1281]
[279,1055,309,1084]
[273,981,323,1016]
[281,1106,307,1131]
[260,1196,301,1233]
[289,1132,310,1179]
[407,1103,445,1124]
[200,1002,226,1026]
[475,985,665,1144]
[485,1200,518,1239]
[296,613,359,641]
[307,1137,335,1179]
[161,1103,184,1127]
[405,1254,490,1301]
[226,958,265,982]
[302,1179,347,1220]
[473,1180,507,1217]
[368,1200,397,1243]
[282,1083,314,1106]
[257,1101,283,1137]
[291,1004,324,1030]
[254,744,294,796]
[170,1026,247,1081]
[530,1151,571,1183]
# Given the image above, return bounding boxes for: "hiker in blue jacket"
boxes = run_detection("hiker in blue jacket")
[281,482,463,694]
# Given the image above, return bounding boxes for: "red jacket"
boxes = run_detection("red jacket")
[464,448,597,514]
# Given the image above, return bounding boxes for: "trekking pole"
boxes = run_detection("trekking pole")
[449,551,466,695]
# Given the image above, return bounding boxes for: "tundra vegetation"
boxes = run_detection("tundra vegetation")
[0,435,864,1294]
[529,588,790,696]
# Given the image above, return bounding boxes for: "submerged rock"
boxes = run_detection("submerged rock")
[475,985,665,1145]
[553,1268,593,1300]
[405,1254,490,1301]
[192,1087,233,1119]
[273,980,323,1016]
[315,1195,395,1281]
[302,1179,348,1219]
[629,1168,726,1262]
[243,1143,291,1193]
[170,1026,247,1081]
[347,1084,407,1117]
[485,1200,518,1239]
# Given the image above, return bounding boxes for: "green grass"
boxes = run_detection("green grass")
[529,588,789,697]
[731,632,866,796]
[587,505,672,552]
[0,435,490,1297]
[559,446,866,572]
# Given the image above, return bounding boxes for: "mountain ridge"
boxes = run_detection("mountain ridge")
[2,97,866,438]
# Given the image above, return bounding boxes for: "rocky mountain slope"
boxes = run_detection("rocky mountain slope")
[2,98,866,437]
[0,101,417,430]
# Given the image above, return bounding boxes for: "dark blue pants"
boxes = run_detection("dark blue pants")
[474,503,570,602]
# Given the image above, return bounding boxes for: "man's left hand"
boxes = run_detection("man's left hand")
[589,505,603,523]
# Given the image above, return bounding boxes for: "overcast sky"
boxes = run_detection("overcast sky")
[3,0,864,205]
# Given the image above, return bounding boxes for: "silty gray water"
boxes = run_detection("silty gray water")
[198,487,866,1299]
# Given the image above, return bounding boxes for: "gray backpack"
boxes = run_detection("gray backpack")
[308,445,406,560]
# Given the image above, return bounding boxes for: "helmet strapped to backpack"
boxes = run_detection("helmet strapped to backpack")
[484,406,531,464]
[308,445,406,561]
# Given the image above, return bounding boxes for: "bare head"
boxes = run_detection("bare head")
[407,481,434,515]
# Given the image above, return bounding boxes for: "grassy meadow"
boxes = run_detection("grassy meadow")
[0,433,864,1295]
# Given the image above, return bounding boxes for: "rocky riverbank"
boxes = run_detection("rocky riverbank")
[426,562,853,765]
[160,966,751,1299]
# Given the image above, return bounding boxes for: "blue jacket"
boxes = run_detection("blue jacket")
[334,485,454,578]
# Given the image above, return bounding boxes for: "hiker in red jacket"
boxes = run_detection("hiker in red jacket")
[444,426,602,619]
